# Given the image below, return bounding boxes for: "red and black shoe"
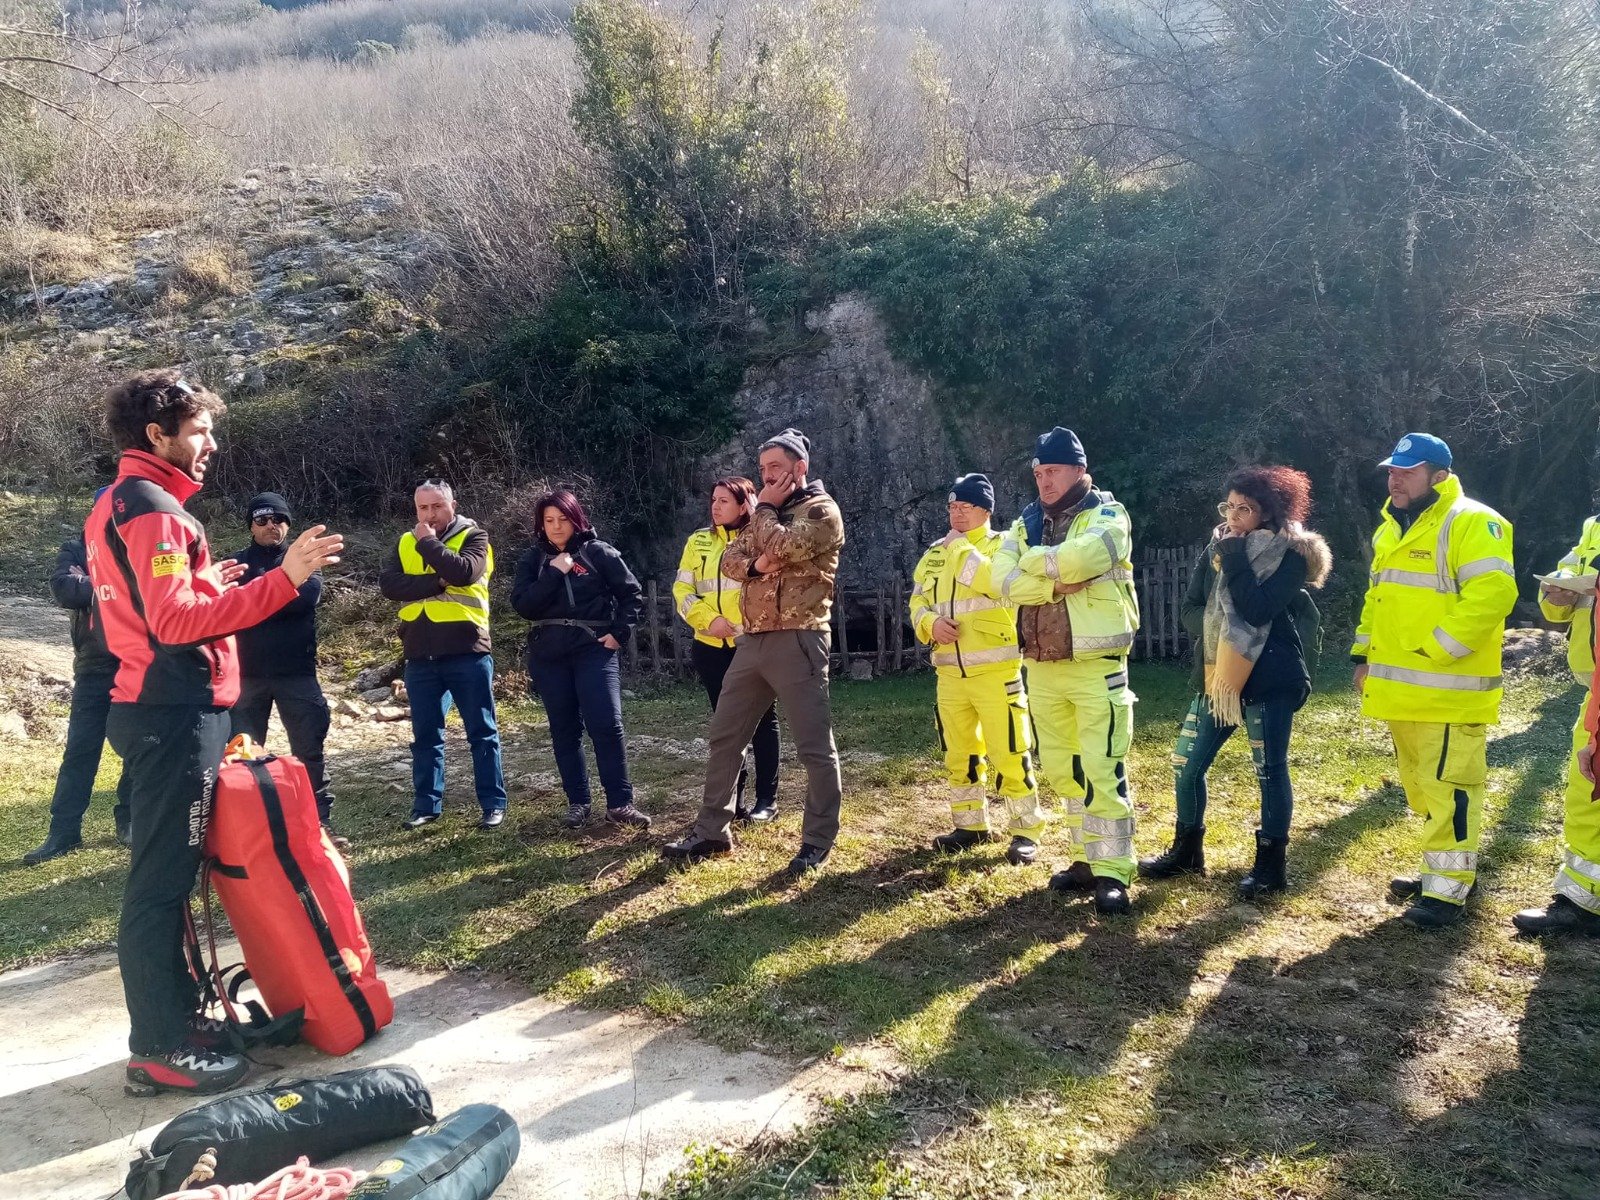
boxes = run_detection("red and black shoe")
[126,1043,249,1095]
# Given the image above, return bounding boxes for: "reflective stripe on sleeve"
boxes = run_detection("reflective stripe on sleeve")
[1433,627,1474,659]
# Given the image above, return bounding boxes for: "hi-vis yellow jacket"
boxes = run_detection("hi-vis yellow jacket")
[1539,516,1600,683]
[674,525,743,648]
[992,491,1139,662]
[1352,474,1517,724]
[910,526,1020,677]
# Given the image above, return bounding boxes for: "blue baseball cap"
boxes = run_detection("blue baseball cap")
[1379,432,1452,470]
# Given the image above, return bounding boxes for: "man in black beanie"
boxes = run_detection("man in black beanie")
[229,491,342,846]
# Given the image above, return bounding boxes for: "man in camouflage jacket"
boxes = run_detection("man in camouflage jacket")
[664,428,847,873]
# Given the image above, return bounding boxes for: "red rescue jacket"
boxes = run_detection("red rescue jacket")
[86,450,297,706]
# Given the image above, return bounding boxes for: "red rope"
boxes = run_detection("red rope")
[157,1157,366,1200]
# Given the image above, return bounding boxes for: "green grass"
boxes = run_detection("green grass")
[1,485,1593,1197]
[3,653,1596,1199]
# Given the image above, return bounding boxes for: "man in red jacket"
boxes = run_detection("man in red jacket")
[87,369,342,1094]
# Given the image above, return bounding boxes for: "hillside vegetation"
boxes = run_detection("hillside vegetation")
[2,0,1598,569]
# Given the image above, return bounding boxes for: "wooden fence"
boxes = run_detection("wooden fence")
[623,545,1205,678]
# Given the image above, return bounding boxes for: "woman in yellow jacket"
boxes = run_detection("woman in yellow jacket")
[674,477,781,822]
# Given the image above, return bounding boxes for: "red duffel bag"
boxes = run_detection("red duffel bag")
[201,737,393,1055]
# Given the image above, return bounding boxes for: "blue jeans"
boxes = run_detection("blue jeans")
[528,642,633,810]
[1172,693,1295,838]
[406,653,507,817]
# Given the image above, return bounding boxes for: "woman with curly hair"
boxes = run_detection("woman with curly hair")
[1139,466,1332,898]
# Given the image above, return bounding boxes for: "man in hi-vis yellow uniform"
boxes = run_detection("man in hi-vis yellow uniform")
[911,473,1043,864]
[1352,433,1516,929]
[1512,517,1600,936]
[995,428,1140,915]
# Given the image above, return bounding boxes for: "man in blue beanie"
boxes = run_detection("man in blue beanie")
[994,427,1141,914]
[910,473,1044,861]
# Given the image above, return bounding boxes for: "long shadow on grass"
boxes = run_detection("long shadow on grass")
[616,779,1411,1197]
[1102,688,1576,1199]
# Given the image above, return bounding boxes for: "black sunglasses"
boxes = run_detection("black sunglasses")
[252,515,288,526]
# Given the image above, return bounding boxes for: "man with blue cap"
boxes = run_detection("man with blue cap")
[1353,432,1516,928]
[994,428,1141,914]
[910,473,1043,861]
[23,485,133,865]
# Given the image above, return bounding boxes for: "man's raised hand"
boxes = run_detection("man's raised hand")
[283,525,343,586]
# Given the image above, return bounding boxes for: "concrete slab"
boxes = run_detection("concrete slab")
[0,951,849,1199]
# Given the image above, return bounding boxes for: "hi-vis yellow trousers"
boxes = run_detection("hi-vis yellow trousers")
[935,669,1044,840]
[1389,720,1486,905]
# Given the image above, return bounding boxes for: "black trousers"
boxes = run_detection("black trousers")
[46,666,131,840]
[690,640,780,807]
[231,674,334,821]
[106,703,230,1056]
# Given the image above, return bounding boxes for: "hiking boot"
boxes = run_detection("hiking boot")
[186,1014,233,1050]
[788,843,831,873]
[115,815,133,847]
[1389,876,1422,902]
[321,822,351,851]
[1093,875,1132,915]
[1401,897,1463,929]
[401,813,441,832]
[1512,894,1600,937]
[606,804,652,830]
[1047,861,1096,894]
[22,833,82,866]
[1238,831,1289,900]
[1006,837,1039,866]
[932,828,990,853]
[744,800,778,823]
[661,833,733,863]
[564,803,592,830]
[1137,823,1206,880]
[125,1044,249,1095]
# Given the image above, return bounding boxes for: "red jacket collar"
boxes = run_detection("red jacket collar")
[118,449,202,505]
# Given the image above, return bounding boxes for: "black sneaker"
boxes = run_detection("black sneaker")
[1512,894,1600,937]
[1047,861,1096,894]
[1093,875,1132,915]
[932,828,990,853]
[22,834,82,866]
[1005,837,1038,866]
[1389,876,1422,902]
[126,1044,249,1095]
[788,843,830,873]
[321,822,351,850]
[661,833,733,863]
[744,800,778,823]
[606,804,652,830]
[565,803,592,829]
[401,813,441,832]
[1401,896,1463,929]
[115,816,133,847]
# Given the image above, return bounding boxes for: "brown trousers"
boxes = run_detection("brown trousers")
[695,630,843,849]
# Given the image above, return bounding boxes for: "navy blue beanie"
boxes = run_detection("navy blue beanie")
[948,473,994,511]
[1032,427,1087,468]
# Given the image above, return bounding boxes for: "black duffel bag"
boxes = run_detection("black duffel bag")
[349,1105,519,1199]
[126,1066,434,1200]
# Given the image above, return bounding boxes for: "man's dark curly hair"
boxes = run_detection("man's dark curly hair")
[105,369,226,453]
[1225,465,1313,529]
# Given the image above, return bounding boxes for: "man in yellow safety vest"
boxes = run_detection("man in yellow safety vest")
[1352,433,1517,929]
[1512,516,1600,936]
[378,479,508,831]
[994,428,1141,915]
[911,473,1044,864]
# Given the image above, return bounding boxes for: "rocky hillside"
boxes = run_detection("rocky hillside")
[3,165,433,396]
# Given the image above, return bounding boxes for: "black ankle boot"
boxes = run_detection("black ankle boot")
[1137,823,1206,880]
[1238,830,1288,899]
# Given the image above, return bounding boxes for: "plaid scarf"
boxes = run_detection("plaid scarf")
[1202,528,1291,727]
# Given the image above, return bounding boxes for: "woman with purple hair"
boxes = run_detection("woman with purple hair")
[511,489,649,831]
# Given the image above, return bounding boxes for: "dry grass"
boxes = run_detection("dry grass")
[0,223,127,294]
[163,238,251,303]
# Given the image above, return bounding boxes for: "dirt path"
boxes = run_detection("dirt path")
[0,590,75,682]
